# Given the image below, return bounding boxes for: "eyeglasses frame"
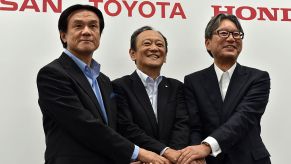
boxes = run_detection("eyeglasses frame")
[214,30,244,39]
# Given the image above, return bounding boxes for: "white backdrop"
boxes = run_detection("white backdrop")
[1,0,290,163]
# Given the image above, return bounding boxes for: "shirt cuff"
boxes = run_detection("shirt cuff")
[202,136,221,157]
[160,147,169,156]
[131,145,140,160]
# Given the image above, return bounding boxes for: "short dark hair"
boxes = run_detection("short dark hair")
[58,4,105,48]
[205,13,244,57]
[130,26,168,53]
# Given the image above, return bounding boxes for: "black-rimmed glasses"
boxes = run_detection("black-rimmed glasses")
[215,30,244,39]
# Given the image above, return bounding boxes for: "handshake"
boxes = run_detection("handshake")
[133,144,211,164]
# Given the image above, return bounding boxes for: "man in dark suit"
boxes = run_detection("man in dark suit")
[177,14,271,164]
[112,26,190,163]
[37,5,170,164]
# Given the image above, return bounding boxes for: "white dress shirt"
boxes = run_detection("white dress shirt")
[136,69,162,121]
[202,63,236,157]
[136,69,169,155]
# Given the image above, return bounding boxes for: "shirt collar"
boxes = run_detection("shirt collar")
[214,62,237,82]
[136,68,163,86]
[64,49,101,79]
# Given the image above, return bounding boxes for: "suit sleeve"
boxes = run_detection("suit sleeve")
[184,76,203,145]
[37,66,134,163]
[168,84,190,149]
[112,81,167,154]
[211,71,270,153]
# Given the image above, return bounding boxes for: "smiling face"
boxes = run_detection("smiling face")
[205,19,243,64]
[60,10,101,58]
[130,30,167,72]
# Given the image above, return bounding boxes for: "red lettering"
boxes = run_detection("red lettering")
[89,0,187,19]
[156,2,170,18]
[257,7,279,21]
[123,0,138,17]
[170,3,186,19]
[104,0,121,16]
[236,6,256,20]
[43,0,61,13]
[0,0,18,11]
[0,0,187,19]
[139,1,155,18]
[212,5,234,16]
[212,5,291,22]
[281,8,291,21]
[89,0,103,8]
[19,0,40,12]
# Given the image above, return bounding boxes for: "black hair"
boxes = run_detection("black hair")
[130,26,168,53]
[205,13,244,57]
[58,4,104,48]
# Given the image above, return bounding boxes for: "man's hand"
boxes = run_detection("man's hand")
[138,148,171,164]
[130,162,142,164]
[176,144,211,164]
[190,158,206,164]
[162,148,181,163]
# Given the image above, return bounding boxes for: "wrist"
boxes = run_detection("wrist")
[137,148,145,161]
[162,147,172,157]
[201,142,212,155]
[163,148,179,163]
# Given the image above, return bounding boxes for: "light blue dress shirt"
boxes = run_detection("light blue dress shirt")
[64,49,108,124]
[64,50,139,160]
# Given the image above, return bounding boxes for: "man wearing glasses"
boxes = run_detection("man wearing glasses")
[177,14,271,164]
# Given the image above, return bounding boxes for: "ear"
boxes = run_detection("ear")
[205,38,211,51]
[163,55,167,63]
[60,32,67,44]
[129,49,136,61]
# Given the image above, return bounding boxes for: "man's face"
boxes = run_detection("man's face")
[130,30,167,71]
[61,10,100,57]
[205,19,243,62]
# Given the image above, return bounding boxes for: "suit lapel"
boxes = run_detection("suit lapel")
[130,72,159,136]
[97,75,113,126]
[59,53,106,124]
[202,65,224,118]
[157,78,170,133]
[222,64,248,121]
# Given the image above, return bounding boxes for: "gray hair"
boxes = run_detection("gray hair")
[205,14,244,57]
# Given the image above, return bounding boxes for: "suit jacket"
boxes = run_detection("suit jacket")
[37,53,134,164]
[184,63,271,164]
[112,71,189,154]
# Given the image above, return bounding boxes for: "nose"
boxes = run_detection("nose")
[82,26,91,35]
[149,44,159,51]
[226,33,236,41]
